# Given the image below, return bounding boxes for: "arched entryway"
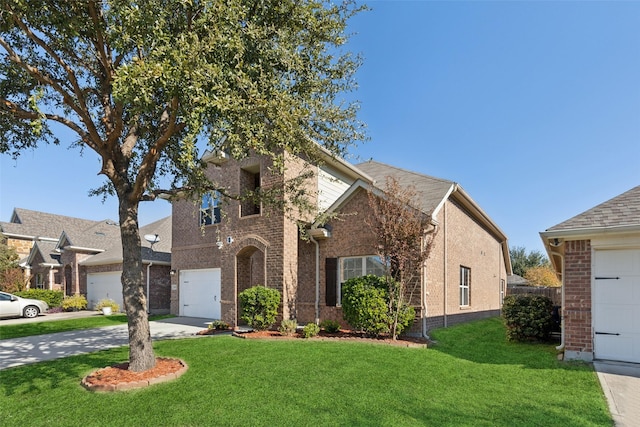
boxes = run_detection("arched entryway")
[235,242,267,326]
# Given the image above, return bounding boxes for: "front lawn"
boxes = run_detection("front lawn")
[0,318,611,426]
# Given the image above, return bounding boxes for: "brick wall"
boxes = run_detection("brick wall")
[562,240,592,357]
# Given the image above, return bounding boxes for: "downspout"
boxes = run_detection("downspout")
[310,234,320,325]
[146,262,153,313]
[553,251,565,352]
[443,202,448,328]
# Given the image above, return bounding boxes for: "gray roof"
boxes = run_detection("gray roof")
[28,240,62,266]
[355,160,454,215]
[546,185,640,232]
[0,208,114,241]
[80,216,172,266]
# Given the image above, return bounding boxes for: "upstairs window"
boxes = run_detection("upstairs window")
[460,266,471,307]
[200,191,221,226]
[240,165,261,217]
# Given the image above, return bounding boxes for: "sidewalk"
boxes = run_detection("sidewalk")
[594,361,640,427]
[0,316,213,370]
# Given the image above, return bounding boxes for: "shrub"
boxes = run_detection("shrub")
[208,320,230,330]
[302,322,320,338]
[95,298,120,312]
[62,294,88,311]
[15,289,63,308]
[502,294,554,342]
[238,285,281,331]
[279,319,298,336]
[341,275,390,337]
[320,319,341,333]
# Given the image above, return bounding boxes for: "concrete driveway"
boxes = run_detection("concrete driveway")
[0,315,214,370]
[594,361,640,427]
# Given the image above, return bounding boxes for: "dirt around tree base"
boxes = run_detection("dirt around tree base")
[81,357,188,392]
[231,329,428,348]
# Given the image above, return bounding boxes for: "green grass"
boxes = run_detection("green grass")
[0,318,611,427]
[0,314,173,339]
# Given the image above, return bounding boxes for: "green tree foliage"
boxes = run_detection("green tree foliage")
[502,294,554,342]
[510,246,550,277]
[0,1,365,371]
[0,234,19,271]
[239,285,281,331]
[0,235,26,292]
[341,275,415,337]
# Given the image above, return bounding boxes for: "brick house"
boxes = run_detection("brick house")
[540,185,640,363]
[1,208,172,313]
[170,150,511,337]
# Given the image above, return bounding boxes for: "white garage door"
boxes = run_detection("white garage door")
[593,249,640,363]
[179,269,221,319]
[87,272,123,311]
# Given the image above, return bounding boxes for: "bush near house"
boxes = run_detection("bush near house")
[238,285,281,331]
[61,294,88,312]
[341,275,414,337]
[15,289,63,309]
[502,294,554,342]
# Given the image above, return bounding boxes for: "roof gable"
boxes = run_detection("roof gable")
[546,185,640,233]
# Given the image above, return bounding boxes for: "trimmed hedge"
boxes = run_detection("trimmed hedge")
[341,275,414,337]
[238,285,281,331]
[15,289,63,308]
[502,294,554,342]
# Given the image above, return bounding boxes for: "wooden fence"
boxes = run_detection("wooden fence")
[506,286,562,307]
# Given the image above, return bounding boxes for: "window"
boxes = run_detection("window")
[240,165,261,217]
[331,255,386,305]
[460,266,470,306]
[200,191,221,226]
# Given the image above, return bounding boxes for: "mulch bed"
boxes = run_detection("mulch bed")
[81,357,188,392]
[228,328,428,348]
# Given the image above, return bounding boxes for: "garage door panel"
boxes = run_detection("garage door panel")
[179,269,221,319]
[87,272,123,311]
[594,249,640,364]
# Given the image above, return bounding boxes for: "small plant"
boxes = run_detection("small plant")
[320,319,341,333]
[302,322,320,338]
[279,319,298,336]
[62,294,88,311]
[95,298,120,313]
[208,320,230,330]
[238,285,281,331]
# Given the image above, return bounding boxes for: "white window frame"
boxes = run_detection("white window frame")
[200,191,221,226]
[460,266,470,307]
[338,255,386,305]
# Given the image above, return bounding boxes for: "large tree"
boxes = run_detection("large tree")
[0,0,365,371]
[510,246,550,277]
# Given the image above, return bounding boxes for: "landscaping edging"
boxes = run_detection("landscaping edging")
[231,331,427,348]
[81,358,188,392]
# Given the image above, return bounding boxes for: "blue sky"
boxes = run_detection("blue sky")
[1,0,639,255]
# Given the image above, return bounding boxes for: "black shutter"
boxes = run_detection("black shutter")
[325,258,338,307]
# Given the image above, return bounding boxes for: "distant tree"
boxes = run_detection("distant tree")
[510,246,550,277]
[0,234,27,292]
[524,265,561,287]
[1,0,365,371]
[366,176,437,340]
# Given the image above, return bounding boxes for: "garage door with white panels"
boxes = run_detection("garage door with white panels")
[179,268,221,319]
[593,248,640,364]
[87,271,123,311]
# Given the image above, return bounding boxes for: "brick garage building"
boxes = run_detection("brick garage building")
[170,150,511,338]
[541,185,640,363]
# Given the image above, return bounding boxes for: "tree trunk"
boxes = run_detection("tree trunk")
[119,198,156,372]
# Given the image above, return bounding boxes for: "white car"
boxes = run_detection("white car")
[0,291,49,319]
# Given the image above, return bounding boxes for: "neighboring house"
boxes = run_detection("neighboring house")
[171,150,511,337]
[507,274,529,287]
[540,185,640,363]
[1,208,172,313]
